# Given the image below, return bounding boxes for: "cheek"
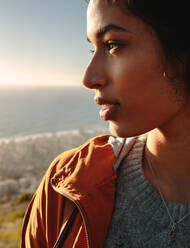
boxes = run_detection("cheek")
[109,52,164,94]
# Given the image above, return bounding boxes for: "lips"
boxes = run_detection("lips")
[94,97,120,121]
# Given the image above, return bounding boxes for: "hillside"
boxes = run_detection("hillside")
[0,193,32,248]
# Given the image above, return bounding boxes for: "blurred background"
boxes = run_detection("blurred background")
[0,1,108,247]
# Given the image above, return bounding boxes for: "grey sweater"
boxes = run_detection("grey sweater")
[104,135,190,248]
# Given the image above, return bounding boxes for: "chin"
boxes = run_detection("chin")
[109,122,131,138]
[109,121,148,138]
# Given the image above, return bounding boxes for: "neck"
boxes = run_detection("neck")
[144,104,190,203]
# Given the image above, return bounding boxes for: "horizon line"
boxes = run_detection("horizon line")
[0,84,84,88]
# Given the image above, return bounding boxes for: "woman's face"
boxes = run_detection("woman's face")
[83,0,186,137]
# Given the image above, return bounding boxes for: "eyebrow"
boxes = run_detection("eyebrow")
[87,24,128,42]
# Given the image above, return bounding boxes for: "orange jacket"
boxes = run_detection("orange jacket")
[21,135,117,248]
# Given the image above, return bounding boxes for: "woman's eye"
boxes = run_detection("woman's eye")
[88,41,123,55]
[106,41,122,53]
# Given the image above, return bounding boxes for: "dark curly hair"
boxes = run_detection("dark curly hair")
[87,0,190,88]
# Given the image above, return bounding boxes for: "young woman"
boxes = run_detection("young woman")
[21,0,190,247]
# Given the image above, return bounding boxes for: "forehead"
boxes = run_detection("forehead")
[87,0,126,14]
[87,0,128,30]
[87,0,145,39]
[87,0,123,18]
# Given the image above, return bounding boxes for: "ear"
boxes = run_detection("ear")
[164,55,187,83]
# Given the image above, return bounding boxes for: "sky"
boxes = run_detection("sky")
[0,0,92,87]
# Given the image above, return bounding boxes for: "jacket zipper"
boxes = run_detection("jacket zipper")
[51,180,90,248]
[54,205,79,248]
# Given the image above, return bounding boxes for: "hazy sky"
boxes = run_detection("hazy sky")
[0,0,92,87]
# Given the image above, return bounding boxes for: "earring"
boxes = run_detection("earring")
[163,71,166,78]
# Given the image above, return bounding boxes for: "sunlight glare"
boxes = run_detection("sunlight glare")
[0,62,82,87]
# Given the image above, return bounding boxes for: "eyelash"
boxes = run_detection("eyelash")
[89,49,95,54]
[89,41,123,55]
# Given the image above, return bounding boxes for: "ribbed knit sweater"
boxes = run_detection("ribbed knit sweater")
[104,135,190,248]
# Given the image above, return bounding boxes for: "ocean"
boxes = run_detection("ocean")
[0,86,110,199]
[0,86,108,139]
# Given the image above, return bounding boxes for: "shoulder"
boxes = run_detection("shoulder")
[47,134,147,178]
[27,135,115,205]
[40,134,147,191]
[46,134,114,179]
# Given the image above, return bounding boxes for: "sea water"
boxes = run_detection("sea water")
[0,86,108,138]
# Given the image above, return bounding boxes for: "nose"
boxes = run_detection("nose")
[82,54,107,90]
